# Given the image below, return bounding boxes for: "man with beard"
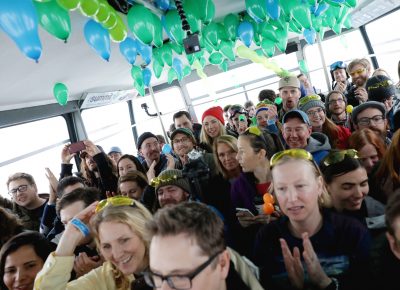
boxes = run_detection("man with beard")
[1,172,47,231]
[137,132,175,179]
[170,128,217,176]
[277,76,301,121]
[346,58,372,106]
[325,90,350,128]
[352,101,391,145]
[152,169,191,208]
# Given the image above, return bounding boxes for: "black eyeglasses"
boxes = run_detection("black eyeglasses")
[357,115,385,126]
[143,250,223,290]
[8,184,30,196]
[330,61,346,71]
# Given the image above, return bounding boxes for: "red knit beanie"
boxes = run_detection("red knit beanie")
[202,106,225,125]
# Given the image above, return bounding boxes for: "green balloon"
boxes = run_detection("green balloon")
[56,0,79,10]
[219,60,228,72]
[170,42,183,54]
[183,1,201,33]
[134,81,145,96]
[260,22,277,42]
[199,57,206,68]
[345,0,357,8]
[80,0,99,17]
[279,0,297,18]
[160,44,173,67]
[127,4,156,45]
[343,14,352,29]
[53,82,68,106]
[261,38,275,57]
[288,18,303,33]
[311,15,323,32]
[292,4,312,29]
[275,23,288,52]
[167,68,177,84]
[152,13,163,47]
[94,2,110,23]
[203,22,219,50]
[245,0,267,22]
[164,10,185,44]
[217,23,229,41]
[103,11,117,29]
[219,40,235,61]
[184,0,215,25]
[209,52,223,65]
[298,59,309,73]
[223,14,239,41]
[34,0,71,41]
[186,53,195,65]
[109,21,127,42]
[323,7,337,29]
[183,66,192,77]
[131,65,144,88]
[153,58,164,78]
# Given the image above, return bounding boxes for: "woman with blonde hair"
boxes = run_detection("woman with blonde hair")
[213,135,241,180]
[200,106,227,149]
[34,196,153,290]
[348,128,386,174]
[253,149,371,290]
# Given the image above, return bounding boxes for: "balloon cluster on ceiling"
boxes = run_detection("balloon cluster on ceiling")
[0,0,357,99]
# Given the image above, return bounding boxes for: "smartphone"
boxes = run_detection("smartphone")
[236,207,254,216]
[69,141,85,154]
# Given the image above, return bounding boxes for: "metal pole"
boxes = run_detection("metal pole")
[316,34,332,91]
[148,85,169,143]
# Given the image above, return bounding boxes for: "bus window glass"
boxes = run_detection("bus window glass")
[0,117,72,197]
[304,30,369,92]
[131,86,186,146]
[82,102,136,156]
[365,9,400,80]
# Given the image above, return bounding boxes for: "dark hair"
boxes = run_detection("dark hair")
[240,130,283,160]
[223,105,232,112]
[297,73,305,78]
[56,187,100,216]
[156,134,166,144]
[173,111,191,122]
[80,153,117,185]
[386,191,400,236]
[117,154,146,177]
[325,91,347,117]
[0,231,53,289]
[57,176,85,197]
[118,171,148,192]
[147,202,225,256]
[244,100,254,109]
[320,150,365,184]
[7,172,35,188]
[258,89,276,102]
[0,208,24,248]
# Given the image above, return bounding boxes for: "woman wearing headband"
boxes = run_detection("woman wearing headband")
[34,196,152,290]
[253,149,371,290]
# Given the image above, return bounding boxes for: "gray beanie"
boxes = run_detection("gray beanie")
[351,101,386,125]
[151,169,191,194]
[298,95,325,114]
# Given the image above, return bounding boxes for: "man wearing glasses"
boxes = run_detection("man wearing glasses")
[351,101,391,145]
[325,91,350,128]
[346,58,372,106]
[1,172,47,231]
[144,202,263,290]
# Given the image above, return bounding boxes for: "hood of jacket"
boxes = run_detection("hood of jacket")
[305,132,331,153]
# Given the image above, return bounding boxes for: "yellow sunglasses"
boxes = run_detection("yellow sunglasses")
[349,67,366,77]
[298,94,321,107]
[270,149,313,168]
[322,149,359,167]
[95,196,136,213]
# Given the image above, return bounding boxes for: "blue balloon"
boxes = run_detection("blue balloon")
[155,0,170,11]
[142,67,152,87]
[314,3,329,17]
[0,0,42,61]
[303,28,316,45]
[136,39,152,65]
[266,0,280,20]
[172,57,184,80]
[162,143,172,155]
[119,37,137,65]
[84,19,110,61]
[237,21,254,47]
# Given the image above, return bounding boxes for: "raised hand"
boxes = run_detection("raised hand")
[61,144,75,164]
[45,167,59,204]
[280,238,304,289]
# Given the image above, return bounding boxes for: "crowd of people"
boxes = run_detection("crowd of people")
[1,58,400,290]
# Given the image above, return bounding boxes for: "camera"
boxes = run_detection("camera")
[183,33,201,55]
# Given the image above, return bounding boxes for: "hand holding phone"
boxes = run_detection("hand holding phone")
[69,141,85,154]
[236,207,254,216]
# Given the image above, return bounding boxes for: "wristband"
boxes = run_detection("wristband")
[70,218,90,237]
[325,277,339,290]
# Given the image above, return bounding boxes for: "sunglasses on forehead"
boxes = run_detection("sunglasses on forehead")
[95,196,136,213]
[330,61,346,71]
[322,149,359,167]
[270,149,314,168]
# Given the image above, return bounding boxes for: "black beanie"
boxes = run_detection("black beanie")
[366,75,396,102]
[136,132,158,150]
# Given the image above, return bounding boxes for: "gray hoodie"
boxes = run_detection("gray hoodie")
[305,132,331,164]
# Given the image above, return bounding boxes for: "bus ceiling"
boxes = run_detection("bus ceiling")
[0,0,397,113]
